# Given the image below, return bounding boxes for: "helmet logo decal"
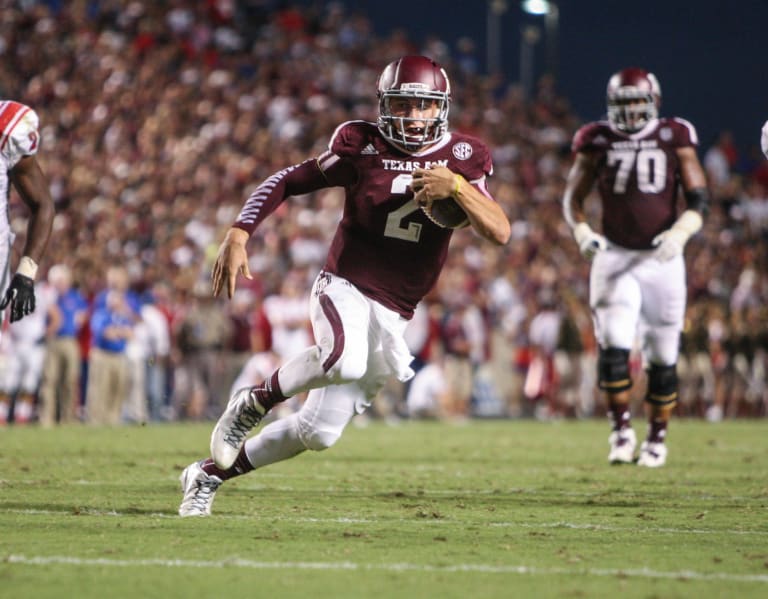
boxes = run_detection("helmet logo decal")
[452,142,473,160]
[400,83,430,91]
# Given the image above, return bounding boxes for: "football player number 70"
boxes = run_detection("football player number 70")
[607,148,666,194]
[384,173,423,242]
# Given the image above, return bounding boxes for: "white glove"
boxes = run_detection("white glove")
[652,209,703,262]
[572,222,607,260]
[761,120,768,159]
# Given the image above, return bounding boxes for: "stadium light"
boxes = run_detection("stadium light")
[521,0,550,15]
[487,0,508,75]
[520,0,559,80]
[519,25,540,100]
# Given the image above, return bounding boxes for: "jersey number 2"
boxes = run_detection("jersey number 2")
[607,148,666,194]
[384,173,422,242]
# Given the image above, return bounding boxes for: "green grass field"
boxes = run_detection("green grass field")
[1,419,766,598]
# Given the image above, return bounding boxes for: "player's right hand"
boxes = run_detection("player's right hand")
[0,273,36,322]
[572,222,607,260]
[211,228,252,299]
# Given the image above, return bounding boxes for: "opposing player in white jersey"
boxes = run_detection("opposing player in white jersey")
[562,68,709,467]
[0,100,55,333]
[179,55,511,516]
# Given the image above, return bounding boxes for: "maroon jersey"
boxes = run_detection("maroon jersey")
[319,121,493,318]
[233,121,494,318]
[572,117,698,249]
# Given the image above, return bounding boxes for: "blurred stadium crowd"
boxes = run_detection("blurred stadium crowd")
[0,0,766,427]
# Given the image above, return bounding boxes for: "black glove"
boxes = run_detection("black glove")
[0,273,36,322]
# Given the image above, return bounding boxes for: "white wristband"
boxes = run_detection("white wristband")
[572,222,593,245]
[671,210,703,238]
[17,256,38,280]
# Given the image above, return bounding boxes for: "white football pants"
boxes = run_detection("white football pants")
[590,246,686,366]
[1,340,45,394]
[244,272,415,468]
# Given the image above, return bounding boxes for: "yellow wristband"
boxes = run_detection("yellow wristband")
[453,174,463,198]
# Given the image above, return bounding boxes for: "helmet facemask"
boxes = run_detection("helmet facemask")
[378,88,449,152]
[375,56,451,152]
[606,69,661,133]
[607,89,658,133]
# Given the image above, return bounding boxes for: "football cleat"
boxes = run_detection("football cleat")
[637,440,667,468]
[210,386,267,469]
[608,428,637,464]
[179,461,222,517]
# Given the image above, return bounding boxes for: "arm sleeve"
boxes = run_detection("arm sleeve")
[232,158,331,234]
[233,121,365,235]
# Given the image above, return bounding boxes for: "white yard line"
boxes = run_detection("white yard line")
[4,554,768,583]
[3,508,767,536]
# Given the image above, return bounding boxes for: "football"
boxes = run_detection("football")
[421,197,469,229]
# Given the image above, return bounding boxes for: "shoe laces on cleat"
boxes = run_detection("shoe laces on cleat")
[179,463,222,517]
[222,399,265,451]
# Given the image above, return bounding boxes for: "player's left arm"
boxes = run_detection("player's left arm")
[0,155,55,322]
[652,146,710,261]
[412,166,510,245]
[678,146,709,214]
[9,155,55,265]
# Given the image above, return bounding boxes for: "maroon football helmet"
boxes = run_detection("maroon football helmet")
[377,55,451,152]
[606,67,661,132]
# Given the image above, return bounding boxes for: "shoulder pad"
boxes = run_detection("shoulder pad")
[572,122,608,153]
[328,120,379,157]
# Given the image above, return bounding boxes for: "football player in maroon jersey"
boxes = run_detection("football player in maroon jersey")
[0,101,54,326]
[179,55,511,516]
[562,68,709,467]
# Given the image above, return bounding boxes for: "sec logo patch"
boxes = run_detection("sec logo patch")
[452,142,473,160]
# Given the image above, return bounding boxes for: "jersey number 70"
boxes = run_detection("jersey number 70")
[607,148,667,194]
